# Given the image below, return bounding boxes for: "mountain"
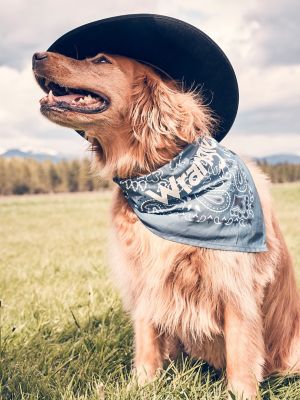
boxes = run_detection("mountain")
[256,154,300,165]
[0,148,70,163]
[1,148,300,165]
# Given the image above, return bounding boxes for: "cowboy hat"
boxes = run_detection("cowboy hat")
[40,13,239,142]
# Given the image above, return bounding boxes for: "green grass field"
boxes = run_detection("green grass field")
[0,184,299,399]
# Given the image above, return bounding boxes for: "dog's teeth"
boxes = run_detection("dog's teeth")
[84,95,93,104]
[79,98,85,104]
[40,96,48,104]
[48,90,55,104]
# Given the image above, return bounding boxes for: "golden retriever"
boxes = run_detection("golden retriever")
[33,51,300,399]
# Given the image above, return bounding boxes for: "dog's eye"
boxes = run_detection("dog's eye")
[93,55,112,64]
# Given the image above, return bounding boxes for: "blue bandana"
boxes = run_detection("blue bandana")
[113,136,267,252]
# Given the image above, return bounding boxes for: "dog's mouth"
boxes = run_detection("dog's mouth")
[38,78,110,114]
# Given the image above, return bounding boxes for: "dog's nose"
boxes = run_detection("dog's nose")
[33,52,48,61]
[32,52,48,69]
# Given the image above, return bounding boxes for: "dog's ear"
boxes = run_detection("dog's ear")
[129,69,215,147]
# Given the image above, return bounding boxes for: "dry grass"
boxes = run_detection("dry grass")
[0,184,299,399]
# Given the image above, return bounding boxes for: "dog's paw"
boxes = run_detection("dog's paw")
[133,364,161,386]
[228,381,260,400]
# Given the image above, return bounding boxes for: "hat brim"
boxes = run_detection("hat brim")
[45,14,239,142]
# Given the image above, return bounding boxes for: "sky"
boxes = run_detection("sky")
[0,0,299,157]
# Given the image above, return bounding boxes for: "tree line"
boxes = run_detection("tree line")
[256,161,300,183]
[0,157,111,195]
[0,157,299,195]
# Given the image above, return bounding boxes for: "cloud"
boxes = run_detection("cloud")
[237,64,300,112]
[0,0,160,69]
[0,0,299,157]
[233,104,300,135]
[223,132,300,158]
[246,0,300,66]
[0,63,88,155]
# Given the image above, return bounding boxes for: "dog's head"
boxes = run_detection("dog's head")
[33,51,215,177]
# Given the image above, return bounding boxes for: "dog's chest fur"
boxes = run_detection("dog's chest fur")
[109,189,251,366]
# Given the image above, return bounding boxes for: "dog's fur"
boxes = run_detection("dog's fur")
[33,51,300,399]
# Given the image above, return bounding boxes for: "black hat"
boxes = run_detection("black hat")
[44,14,239,142]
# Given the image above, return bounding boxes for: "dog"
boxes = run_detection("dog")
[33,51,300,399]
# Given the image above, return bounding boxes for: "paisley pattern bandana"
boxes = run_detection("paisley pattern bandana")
[113,136,267,252]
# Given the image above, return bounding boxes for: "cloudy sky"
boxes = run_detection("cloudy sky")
[0,0,299,157]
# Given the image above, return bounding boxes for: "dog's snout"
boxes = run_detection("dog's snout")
[33,52,48,61]
[32,52,48,69]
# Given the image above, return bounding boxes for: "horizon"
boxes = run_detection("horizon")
[1,145,300,161]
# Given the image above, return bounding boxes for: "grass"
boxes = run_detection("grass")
[0,184,299,399]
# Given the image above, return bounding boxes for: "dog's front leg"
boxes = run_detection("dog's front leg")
[224,304,264,399]
[133,318,164,385]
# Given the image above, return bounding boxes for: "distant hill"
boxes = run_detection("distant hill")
[0,149,70,163]
[257,154,300,165]
[1,148,300,165]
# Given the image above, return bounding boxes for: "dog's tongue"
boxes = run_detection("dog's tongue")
[40,90,80,105]
[52,94,80,103]
[40,90,100,106]
[51,91,82,103]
